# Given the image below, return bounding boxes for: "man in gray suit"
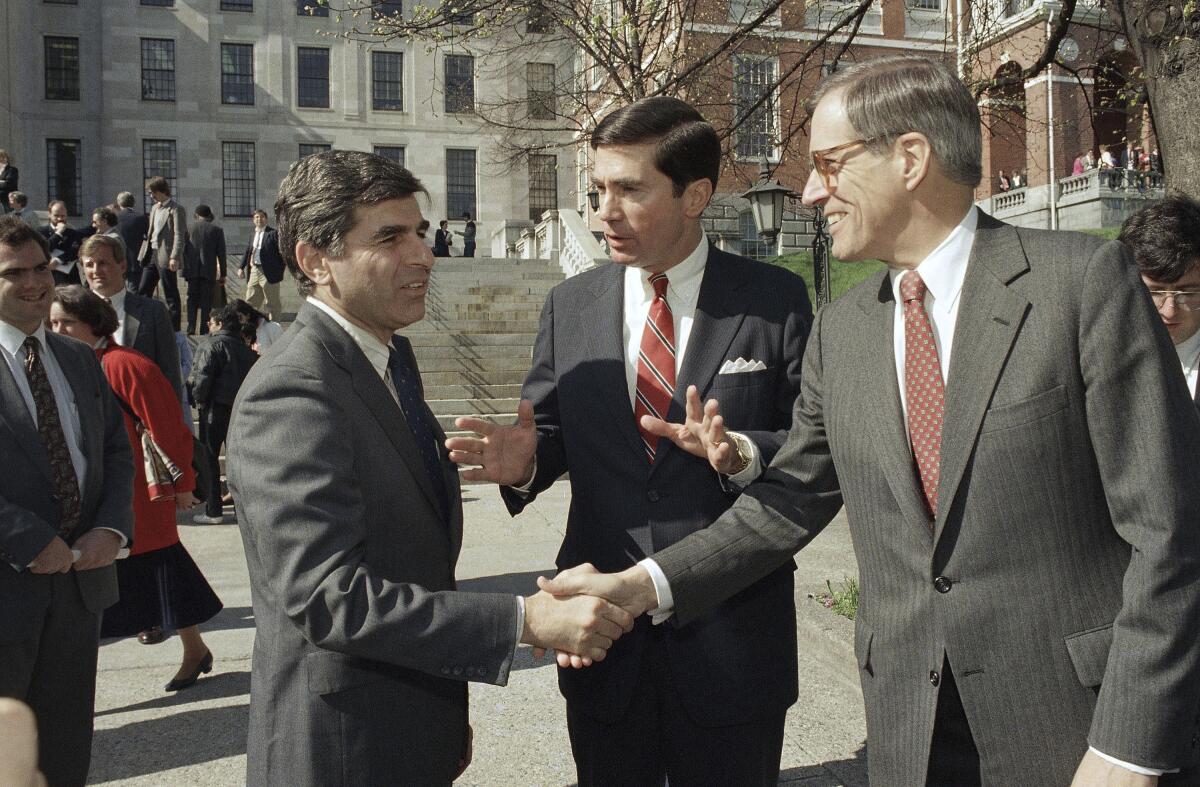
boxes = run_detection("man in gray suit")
[0,216,134,786]
[545,56,1200,785]
[136,176,185,331]
[226,150,634,785]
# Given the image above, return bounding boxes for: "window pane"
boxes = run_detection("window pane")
[907,0,940,9]
[44,37,80,101]
[372,51,403,111]
[222,142,256,217]
[528,154,557,221]
[141,38,176,101]
[739,211,771,260]
[372,0,403,19]
[733,56,777,159]
[46,139,83,216]
[526,2,553,32]
[298,0,329,16]
[221,0,253,9]
[298,143,331,158]
[141,0,175,6]
[526,62,555,120]
[142,139,178,213]
[297,47,330,108]
[374,146,406,167]
[221,43,255,105]
[444,54,474,113]
[446,149,476,218]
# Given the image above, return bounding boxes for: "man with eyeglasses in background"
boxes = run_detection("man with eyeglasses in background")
[1120,196,1200,403]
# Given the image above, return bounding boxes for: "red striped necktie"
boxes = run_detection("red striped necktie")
[634,273,676,462]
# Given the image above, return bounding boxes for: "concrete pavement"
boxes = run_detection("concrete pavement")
[88,482,866,786]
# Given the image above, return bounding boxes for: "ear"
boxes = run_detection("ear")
[682,177,714,219]
[295,241,333,287]
[896,132,934,193]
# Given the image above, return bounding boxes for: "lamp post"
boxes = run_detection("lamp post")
[740,159,833,308]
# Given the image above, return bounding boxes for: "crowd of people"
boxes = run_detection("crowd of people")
[994,141,1165,194]
[3,54,1200,787]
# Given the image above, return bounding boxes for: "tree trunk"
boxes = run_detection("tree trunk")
[1107,0,1200,198]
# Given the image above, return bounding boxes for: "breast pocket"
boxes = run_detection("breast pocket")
[710,367,774,390]
[980,384,1069,433]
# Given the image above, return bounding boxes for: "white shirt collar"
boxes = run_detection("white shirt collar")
[0,318,49,358]
[889,206,979,316]
[1175,329,1200,372]
[629,233,709,304]
[307,297,393,381]
[105,287,127,313]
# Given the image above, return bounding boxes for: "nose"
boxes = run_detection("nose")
[1159,297,1178,319]
[800,169,829,207]
[416,237,435,269]
[596,191,620,224]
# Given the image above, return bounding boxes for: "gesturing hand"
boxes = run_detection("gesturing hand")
[72,529,122,571]
[639,385,741,474]
[447,399,538,486]
[521,589,635,665]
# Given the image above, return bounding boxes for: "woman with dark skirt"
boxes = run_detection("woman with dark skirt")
[48,285,223,692]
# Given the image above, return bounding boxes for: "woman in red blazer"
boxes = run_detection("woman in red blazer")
[49,286,222,692]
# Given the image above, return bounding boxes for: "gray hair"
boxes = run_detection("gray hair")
[274,150,427,296]
[807,56,982,187]
[116,191,136,209]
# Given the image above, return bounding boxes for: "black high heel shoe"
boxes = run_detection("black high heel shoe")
[164,650,213,692]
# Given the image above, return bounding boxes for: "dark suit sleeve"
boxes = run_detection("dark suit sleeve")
[147,300,185,405]
[500,291,568,514]
[1076,241,1200,766]
[88,351,135,544]
[216,227,227,280]
[651,305,844,627]
[0,494,59,566]
[228,362,520,684]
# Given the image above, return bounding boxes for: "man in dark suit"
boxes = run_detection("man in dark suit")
[545,56,1200,786]
[136,176,185,331]
[114,191,149,291]
[226,150,634,785]
[185,204,227,335]
[238,209,285,320]
[0,150,17,214]
[448,97,812,785]
[40,200,83,286]
[0,216,134,787]
[79,234,184,406]
[1120,195,1200,406]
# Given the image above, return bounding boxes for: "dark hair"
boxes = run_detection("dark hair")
[1119,196,1200,283]
[439,219,448,228]
[239,322,258,347]
[0,215,50,260]
[116,191,136,209]
[252,208,268,220]
[590,96,721,197]
[79,234,124,266]
[194,204,214,220]
[462,212,472,220]
[274,150,427,296]
[211,303,242,329]
[52,285,119,338]
[231,298,267,324]
[9,191,27,208]
[145,176,171,196]
[92,206,118,227]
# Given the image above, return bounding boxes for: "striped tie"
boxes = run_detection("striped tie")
[634,273,675,462]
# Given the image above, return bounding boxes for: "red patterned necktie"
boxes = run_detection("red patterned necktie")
[901,271,945,519]
[634,273,676,462]
[23,337,82,537]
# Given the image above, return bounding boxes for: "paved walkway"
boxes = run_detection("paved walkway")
[88,482,866,786]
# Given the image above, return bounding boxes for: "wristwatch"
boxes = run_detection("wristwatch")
[724,433,753,476]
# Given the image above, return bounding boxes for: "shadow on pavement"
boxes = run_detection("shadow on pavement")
[89,703,249,782]
[779,742,869,786]
[458,569,555,596]
[95,671,251,718]
[204,605,256,633]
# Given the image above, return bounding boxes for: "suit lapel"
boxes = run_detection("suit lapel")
[933,218,1031,542]
[0,357,53,483]
[122,297,141,348]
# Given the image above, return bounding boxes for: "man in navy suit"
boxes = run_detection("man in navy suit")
[448,97,812,785]
[238,209,286,320]
[114,191,149,291]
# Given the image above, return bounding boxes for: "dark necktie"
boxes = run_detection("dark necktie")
[387,346,450,519]
[23,337,82,537]
[901,271,945,520]
[633,273,676,462]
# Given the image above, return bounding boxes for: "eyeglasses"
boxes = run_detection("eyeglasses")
[1148,290,1200,311]
[810,137,882,192]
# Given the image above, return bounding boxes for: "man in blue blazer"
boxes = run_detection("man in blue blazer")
[449,97,813,785]
[238,210,286,320]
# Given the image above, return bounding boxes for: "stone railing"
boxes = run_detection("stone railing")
[993,187,1028,213]
[511,208,608,277]
[1057,167,1166,205]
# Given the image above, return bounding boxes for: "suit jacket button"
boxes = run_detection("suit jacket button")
[453,666,463,676]
[441,667,450,675]
[647,490,660,502]
[933,576,952,593]
[929,670,941,687]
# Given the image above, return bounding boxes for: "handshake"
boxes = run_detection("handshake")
[518,563,661,668]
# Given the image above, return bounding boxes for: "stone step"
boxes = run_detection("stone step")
[423,383,524,400]
[412,345,532,361]
[435,412,517,431]
[418,369,529,386]
[403,332,536,347]
[404,320,541,333]
[415,356,534,373]
[424,311,543,323]
[426,398,521,416]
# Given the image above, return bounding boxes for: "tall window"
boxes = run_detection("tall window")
[142,139,178,213]
[374,146,406,167]
[446,149,476,218]
[46,140,82,215]
[141,0,174,6]
[907,0,941,8]
[297,47,330,108]
[444,54,474,113]
[221,0,253,9]
[528,154,557,221]
[373,0,403,18]
[526,63,555,120]
[141,39,176,101]
[44,37,80,101]
[221,43,254,105]
[298,0,328,15]
[372,51,404,111]
[222,142,255,217]
[733,56,777,160]
[526,1,553,32]
[739,211,771,260]
[299,143,331,158]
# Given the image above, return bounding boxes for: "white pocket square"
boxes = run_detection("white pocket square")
[718,357,768,374]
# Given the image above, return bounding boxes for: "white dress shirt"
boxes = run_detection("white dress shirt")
[1175,329,1200,398]
[307,297,526,655]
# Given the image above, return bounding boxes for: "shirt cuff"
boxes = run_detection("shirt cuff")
[508,456,538,497]
[637,558,675,625]
[1088,746,1172,776]
[724,431,763,487]
[95,527,129,548]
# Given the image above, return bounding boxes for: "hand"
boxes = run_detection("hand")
[454,725,473,779]
[168,258,178,272]
[537,563,658,619]
[175,491,200,510]
[0,699,47,787]
[236,267,245,279]
[640,385,741,475]
[72,530,122,571]
[28,537,73,574]
[53,222,68,236]
[521,590,635,665]
[447,399,538,486]
[1070,750,1158,786]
